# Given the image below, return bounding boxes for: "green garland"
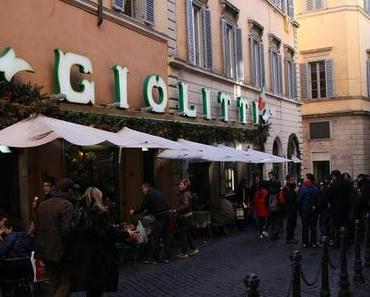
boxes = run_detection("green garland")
[0,80,270,149]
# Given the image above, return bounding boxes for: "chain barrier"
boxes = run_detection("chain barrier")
[300,266,321,287]
[285,279,293,297]
[327,252,340,270]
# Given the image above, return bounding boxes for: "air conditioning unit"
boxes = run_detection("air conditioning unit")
[112,0,125,12]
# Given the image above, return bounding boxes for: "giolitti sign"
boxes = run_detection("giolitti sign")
[0,47,272,125]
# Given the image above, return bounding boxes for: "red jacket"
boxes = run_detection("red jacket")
[254,188,270,218]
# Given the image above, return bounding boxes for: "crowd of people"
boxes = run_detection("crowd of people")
[242,171,370,248]
[1,170,370,297]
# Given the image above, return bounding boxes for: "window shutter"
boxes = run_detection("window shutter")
[235,27,244,81]
[250,38,256,86]
[315,0,322,9]
[221,19,229,77]
[186,0,195,65]
[325,59,335,98]
[307,0,314,10]
[300,63,311,99]
[278,54,282,95]
[367,60,370,97]
[144,0,155,26]
[284,59,289,97]
[113,0,124,11]
[270,50,274,92]
[293,62,298,99]
[259,43,265,87]
[288,0,294,17]
[203,9,213,71]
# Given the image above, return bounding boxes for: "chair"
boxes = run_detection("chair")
[192,211,213,239]
[0,257,34,297]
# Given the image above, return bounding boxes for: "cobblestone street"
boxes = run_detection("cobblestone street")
[68,224,370,297]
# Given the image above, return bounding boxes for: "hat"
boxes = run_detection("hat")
[330,170,341,179]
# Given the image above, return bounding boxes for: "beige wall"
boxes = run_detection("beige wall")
[297,0,370,176]
[0,0,168,108]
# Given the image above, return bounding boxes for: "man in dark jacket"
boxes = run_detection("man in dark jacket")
[326,170,352,247]
[298,173,320,248]
[280,175,298,244]
[130,183,171,263]
[357,174,370,212]
[35,178,75,297]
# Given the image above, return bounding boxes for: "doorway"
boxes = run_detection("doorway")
[0,151,20,217]
[313,161,330,183]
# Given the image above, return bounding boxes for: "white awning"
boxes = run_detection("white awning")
[0,115,147,148]
[114,127,183,150]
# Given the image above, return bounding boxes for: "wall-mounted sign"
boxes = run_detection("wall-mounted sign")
[0,47,271,125]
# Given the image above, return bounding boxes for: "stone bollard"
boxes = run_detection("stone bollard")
[290,250,302,297]
[244,273,260,297]
[364,213,370,268]
[338,227,351,297]
[352,220,364,283]
[320,236,330,297]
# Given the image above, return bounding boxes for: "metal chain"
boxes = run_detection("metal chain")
[285,279,293,297]
[327,253,339,270]
[300,266,321,287]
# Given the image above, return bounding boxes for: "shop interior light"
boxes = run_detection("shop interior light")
[0,145,12,153]
[141,147,149,152]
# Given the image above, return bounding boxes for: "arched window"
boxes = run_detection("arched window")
[287,134,301,180]
[272,137,283,181]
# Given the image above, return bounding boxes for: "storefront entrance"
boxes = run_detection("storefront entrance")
[313,160,330,183]
[0,150,20,217]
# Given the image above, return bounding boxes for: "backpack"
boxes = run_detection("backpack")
[268,194,280,213]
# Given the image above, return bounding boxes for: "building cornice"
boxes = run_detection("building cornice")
[169,58,303,106]
[303,110,370,119]
[297,5,370,22]
[61,0,168,43]
[300,47,333,55]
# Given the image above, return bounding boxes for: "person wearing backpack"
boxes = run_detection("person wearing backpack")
[298,173,320,248]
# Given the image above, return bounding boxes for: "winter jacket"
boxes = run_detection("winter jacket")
[69,204,121,293]
[35,191,74,262]
[176,191,192,216]
[254,188,270,218]
[326,178,352,217]
[133,188,169,217]
[280,185,297,212]
[298,181,320,213]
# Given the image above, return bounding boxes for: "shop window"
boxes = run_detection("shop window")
[186,0,213,70]
[112,0,155,26]
[224,163,235,193]
[63,143,119,203]
[221,3,243,80]
[300,59,334,99]
[309,121,330,139]
[306,0,323,11]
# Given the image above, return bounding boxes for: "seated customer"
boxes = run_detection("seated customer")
[0,218,34,258]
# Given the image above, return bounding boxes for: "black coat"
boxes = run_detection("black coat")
[326,178,352,217]
[69,205,120,293]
